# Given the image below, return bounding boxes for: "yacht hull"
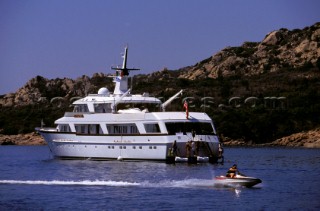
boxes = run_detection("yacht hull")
[38,130,219,162]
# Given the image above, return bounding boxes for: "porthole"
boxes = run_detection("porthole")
[153,146,157,149]
[139,146,142,149]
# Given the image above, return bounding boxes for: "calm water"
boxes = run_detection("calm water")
[0,146,320,210]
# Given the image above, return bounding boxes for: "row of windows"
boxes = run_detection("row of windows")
[66,145,157,150]
[73,103,112,113]
[118,146,157,149]
[107,124,139,134]
[59,122,214,135]
[73,103,161,114]
[60,123,161,134]
[165,122,215,135]
[74,124,103,134]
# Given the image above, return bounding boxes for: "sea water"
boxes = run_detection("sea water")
[0,146,319,210]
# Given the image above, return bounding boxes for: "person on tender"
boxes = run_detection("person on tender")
[171,140,178,156]
[226,164,239,178]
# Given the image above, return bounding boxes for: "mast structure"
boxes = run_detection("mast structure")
[111,46,140,95]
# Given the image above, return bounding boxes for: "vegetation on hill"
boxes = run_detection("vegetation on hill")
[0,64,319,144]
[0,22,319,144]
[133,66,320,144]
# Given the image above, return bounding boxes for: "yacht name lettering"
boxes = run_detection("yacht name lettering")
[113,140,132,143]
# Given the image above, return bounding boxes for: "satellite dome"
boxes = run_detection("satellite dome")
[98,87,109,95]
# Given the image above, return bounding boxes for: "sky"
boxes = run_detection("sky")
[0,0,319,95]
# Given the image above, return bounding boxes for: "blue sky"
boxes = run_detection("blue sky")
[0,0,319,94]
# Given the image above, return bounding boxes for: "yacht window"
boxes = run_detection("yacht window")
[144,123,161,133]
[130,125,139,134]
[58,124,71,132]
[75,125,87,134]
[89,124,103,134]
[73,104,89,113]
[106,124,139,134]
[94,103,112,113]
[165,122,215,135]
[117,102,160,112]
[75,124,102,134]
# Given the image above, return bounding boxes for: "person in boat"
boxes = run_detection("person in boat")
[226,164,239,178]
[195,141,200,156]
[186,141,192,157]
[192,129,196,141]
[191,141,195,156]
[218,143,224,158]
[172,140,178,156]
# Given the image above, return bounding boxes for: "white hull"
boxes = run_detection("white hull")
[40,131,219,161]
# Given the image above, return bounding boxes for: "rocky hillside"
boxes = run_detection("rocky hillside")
[0,73,113,107]
[0,22,320,146]
[221,127,320,148]
[178,22,320,80]
[0,132,45,145]
[270,127,320,148]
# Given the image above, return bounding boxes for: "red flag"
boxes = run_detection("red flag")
[183,100,189,119]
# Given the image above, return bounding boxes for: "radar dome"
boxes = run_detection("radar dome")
[98,87,109,95]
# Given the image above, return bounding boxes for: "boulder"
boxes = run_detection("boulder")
[262,31,280,46]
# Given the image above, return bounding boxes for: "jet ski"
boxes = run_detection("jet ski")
[214,174,262,188]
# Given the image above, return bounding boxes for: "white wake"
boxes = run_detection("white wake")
[0,179,215,188]
[0,179,140,186]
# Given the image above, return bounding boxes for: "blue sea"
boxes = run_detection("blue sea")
[0,146,320,210]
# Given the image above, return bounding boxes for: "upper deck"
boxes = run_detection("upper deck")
[72,93,162,113]
[58,111,212,123]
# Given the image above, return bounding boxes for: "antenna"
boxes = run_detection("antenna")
[111,46,140,76]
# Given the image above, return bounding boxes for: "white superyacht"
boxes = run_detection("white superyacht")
[36,47,221,163]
